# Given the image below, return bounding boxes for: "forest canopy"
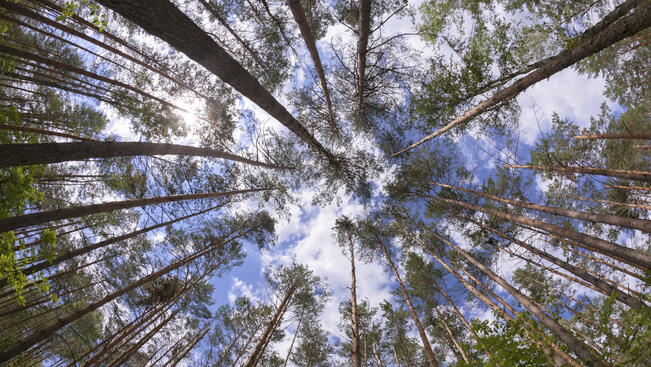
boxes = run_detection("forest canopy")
[0,0,649,366]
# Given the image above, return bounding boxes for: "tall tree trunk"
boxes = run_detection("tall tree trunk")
[378,241,439,367]
[574,133,651,140]
[433,307,469,364]
[0,229,248,363]
[426,194,651,270]
[167,327,210,367]
[372,343,383,367]
[431,181,651,233]
[348,233,362,367]
[427,230,604,366]
[243,282,298,367]
[214,327,244,367]
[504,164,651,182]
[0,124,94,142]
[392,345,401,367]
[578,197,651,210]
[392,0,651,156]
[357,0,371,115]
[282,314,302,367]
[604,183,651,192]
[0,141,284,169]
[0,188,268,233]
[459,215,648,310]
[96,0,336,163]
[285,0,336,131]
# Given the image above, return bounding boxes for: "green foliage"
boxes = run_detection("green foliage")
[57,1,107,31]
[461,314,555,366]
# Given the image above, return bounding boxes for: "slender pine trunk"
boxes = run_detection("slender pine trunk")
[379,241,439,367]
[0,188,268,233]
[504,164,651,182]
[574,133,651,140]
[348,233,362,367]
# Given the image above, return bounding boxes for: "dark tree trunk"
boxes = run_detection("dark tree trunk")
[0,188,268,233]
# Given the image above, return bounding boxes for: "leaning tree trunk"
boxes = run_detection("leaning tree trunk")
[504,164,651,182]
[167,327,210,367]
[356,0,372,116]
[427,230,604,366]
[431,181,651,233]
[0,228,246,363]
[574,133,651,140]
[0,141,284,168]
[427,194,651,270]
[392,0,651,156]
[0,188,268,233]
[0,124,94,141]
[96,0,336,163]
[282,314,302,367]
[243,282,297,367]
[285,0,336,131]
[379,241,439,367]
[348,232,362,367]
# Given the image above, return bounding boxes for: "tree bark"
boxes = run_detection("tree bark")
[427,194,651,270]
[0,141,284,169]
[0,188,268,233]
[285,0,336,131]
[357,0,371,115]
[574,133,651,140]
[378,241,439,367]
[371,343,383,367]
[431,181,651,233]
[348,232,362,367]
[392,0,651,156]
[0,124,95,142]
[504,164,651,182]
[96,0,335,163]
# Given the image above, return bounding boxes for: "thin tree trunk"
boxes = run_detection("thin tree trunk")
[285,0,336,131]
[372,343,383,367]
[348,232,362,367]
[426,194,651,270]
[357,0,371,115]
[0,228,249,363]
[282,314,302,367]
[242,282,297,367]
[574,133,651,140]
[392,345,401,367]
[167,327,210,367]
[230,322,263,367]
[0,141,284,169]
[392,0,651,156]
[431,181,651,233]
[459,215,648,310]
[433,307,469,364]
[578,197,651,210]
[213,327,244,367]
[427,230,604,366]
[378,241,439,367]
[504,164,651,182]
[0,124,95,142]
[96,0,336,163]
[0,188,268,233]
[604,183,651,192]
